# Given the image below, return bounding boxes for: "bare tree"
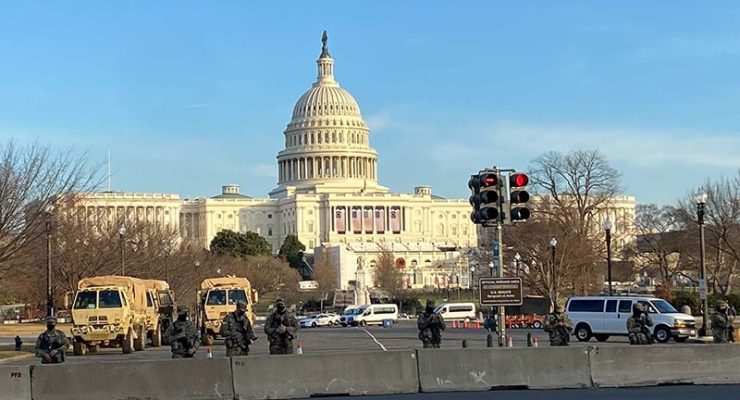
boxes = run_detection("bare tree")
[312,250,337,310]
[630,204,691,285]
[0,141,100,279]
[373,247,403,299]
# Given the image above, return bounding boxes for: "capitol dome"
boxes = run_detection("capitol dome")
[271,31,386,199]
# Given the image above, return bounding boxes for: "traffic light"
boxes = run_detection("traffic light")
[469,172,502,224]
[509,173,530,221]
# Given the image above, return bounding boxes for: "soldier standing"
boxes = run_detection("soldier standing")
[221,301,257,356]
[627,303,653,345]
[164,305,200,359]
[417,299,445,348]
[264,298,299,355]
[35,316,69,364]
[543,306,572,346]
[710,300,735,343]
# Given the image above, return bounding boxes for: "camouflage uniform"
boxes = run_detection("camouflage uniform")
[35,317,69,364]
[418,299,445,349]
[164,305,200,359]
[221,301,257,357]
[264,299,299,355]
[710,301,735,344]
[543,308,572,346]
[627,303,653,345]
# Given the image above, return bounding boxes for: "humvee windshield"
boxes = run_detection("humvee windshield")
[73,291,97,309]
[206,290,227,305]
[99,290,123,308]
[227,289,248,305]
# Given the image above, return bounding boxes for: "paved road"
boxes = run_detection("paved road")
[0,320,700,365]
[319,385,740,400]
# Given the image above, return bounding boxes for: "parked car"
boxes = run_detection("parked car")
[299,313,335,328]
[351,304,399,327]
[434,302,477,322]
[565,296,696,343]
[325,312,340,325]
[340,307,361,327]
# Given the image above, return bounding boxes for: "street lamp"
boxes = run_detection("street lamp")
[696,191,710,336]
[118,225,126,275]
[603,218,614,296]
[45,204,55,317]
[514,252,522,277]
[550,237,558,308]
[470,267,476,299]
[163,244,171,283]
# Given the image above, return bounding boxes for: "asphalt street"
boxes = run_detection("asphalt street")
[1,320,700,365]
[319,385,740,400]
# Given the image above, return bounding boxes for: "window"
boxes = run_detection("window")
[650,300,677,314]
[206,290,227,306]
[567,299,604,312]
[268,227,273,236]
[373,307,396,315]
[158,291,173,306]
[618,300,633,313]
[449,305,473,313]
[228,290,248,305]
[99,290,123,308]
[605,299,617,313]
[73,291,97,309]
[146,292,154,308]
[638,300,658,314]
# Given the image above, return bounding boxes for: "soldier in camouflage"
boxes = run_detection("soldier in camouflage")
[543,306,572,346]
[164,305,200,359]
[35,316,69,364]
[221,300,257,356]
[710,300,735,343]
[627,303,654,345]
[264,298,299,355]
[417,299,445,349]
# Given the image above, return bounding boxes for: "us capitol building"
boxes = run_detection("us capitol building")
[73,33,635,291]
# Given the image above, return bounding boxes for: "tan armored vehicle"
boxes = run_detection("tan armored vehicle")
[68,276,149,355]
[197,277,258,345]
[141,279,175,347]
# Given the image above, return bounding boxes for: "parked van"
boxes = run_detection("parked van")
[434,302,477,322]
[565,296,696,343]
[350,304,399,326]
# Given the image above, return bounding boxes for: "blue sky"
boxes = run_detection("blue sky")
[1,1,738,205]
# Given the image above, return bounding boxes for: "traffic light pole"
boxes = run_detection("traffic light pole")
[495,221,506,347]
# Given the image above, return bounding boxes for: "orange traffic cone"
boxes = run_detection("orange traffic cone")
[207,346,213,358]
[475,320,481,329]
[296,341,303,355]
[452,320,458,328]
[507,336,514,347]
[464,321,470,329]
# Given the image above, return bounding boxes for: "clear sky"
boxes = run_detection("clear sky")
[1,1,738,206]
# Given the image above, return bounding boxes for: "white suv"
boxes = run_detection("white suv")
[565,296,696,343]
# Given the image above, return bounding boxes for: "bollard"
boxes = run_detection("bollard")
[507,336,513,347]
[296,341,304,355]
[533,336,539,347]
[207,346,213,358]
[486,333,494,348]
[462,340,468,348]
[526,332,533,347]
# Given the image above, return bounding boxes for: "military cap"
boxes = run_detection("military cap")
[633,303,645,312]
[717,301,730,309]
[236,300,248,309]
[176,305,189,315]
[275,298,286,306]
[425,299,435,308]
[45,316,57,323]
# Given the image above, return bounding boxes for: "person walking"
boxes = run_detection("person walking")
[221,301,257,356]
[264,298,298,355]
[710,300,735,344]
[627,303,653,345]
[417,299,445,348]
[543,306,571,346]
[164,305,200,359]
[35,316,69,364]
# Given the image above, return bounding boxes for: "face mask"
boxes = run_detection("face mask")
[426,306,434,313]
[178,314,187,321]
[47,324,55,330]
[276,305,286,313]
[236,308,245,316]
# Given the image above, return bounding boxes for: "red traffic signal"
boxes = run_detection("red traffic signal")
[480,173,498,189]
[510,173,529,187]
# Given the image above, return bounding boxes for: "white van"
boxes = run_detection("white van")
[565,296,696,343]
[434,302,477,322]
[350,304,399,326]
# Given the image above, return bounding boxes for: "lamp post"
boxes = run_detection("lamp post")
[514,252,522,277]
[45,205,55,317]
[164,244,171,283]
[118,225,126,275]
[696,191,710,336]
[470,267,476,300]
[603,218,613,296]
[550,237,558,308]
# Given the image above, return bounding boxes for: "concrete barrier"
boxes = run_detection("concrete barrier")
[31,358,233,400]
[231,350,419,399]
[0,364,31,400]
[589,345,740,387]
[416,347,592,392]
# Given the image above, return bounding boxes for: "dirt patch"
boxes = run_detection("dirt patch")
[0,323,71,337]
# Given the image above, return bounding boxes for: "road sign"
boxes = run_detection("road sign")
[298,280,319,291]
[698,279,707,300]
[479,277,523,306]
